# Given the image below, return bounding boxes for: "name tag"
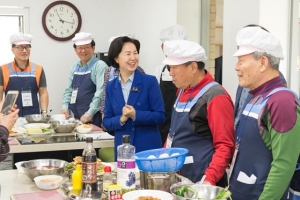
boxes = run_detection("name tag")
[21,91,33,107]
[70,88,78,104]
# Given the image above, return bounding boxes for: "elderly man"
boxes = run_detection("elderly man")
[154,24,188,144]
[229,26,300,200]
[62,32,108,127]
[163,40,235,186]
[0,32,49,116]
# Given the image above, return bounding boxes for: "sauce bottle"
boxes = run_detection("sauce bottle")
[72,164,82,190]
[82,137,97,191]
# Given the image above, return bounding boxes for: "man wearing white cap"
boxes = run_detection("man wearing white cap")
[229,26,300,200]
[0,32,49,116]
[61,32,108,126]
[155,24,188,144]
[163,40,235,186]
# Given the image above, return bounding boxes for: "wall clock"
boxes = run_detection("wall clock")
[42,1,82,41]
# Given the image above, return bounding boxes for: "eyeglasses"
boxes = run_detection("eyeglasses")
[14,45,31,51]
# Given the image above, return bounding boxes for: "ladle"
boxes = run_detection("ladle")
[44,109,52,116]
[190,175,206,199]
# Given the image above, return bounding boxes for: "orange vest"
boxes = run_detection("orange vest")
[1,61,42,91]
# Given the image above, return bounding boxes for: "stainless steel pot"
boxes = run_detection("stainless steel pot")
[140,171,179,192]
[170,183,227,200]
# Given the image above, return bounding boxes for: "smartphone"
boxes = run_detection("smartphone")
[1,90,19,114]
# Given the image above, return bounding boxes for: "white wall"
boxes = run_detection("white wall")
[223,0,300,100]
[177,0,201,44]
[223,0,260,100]
[0,0,178,114]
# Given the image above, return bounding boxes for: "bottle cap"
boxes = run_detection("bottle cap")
[122,135,130,143]
[86,137,93,143]
[104,166,112,172]
[112,177,117,184]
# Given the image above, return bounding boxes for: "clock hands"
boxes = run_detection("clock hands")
[56,13,74,24]
[56,13,64,23]
[63,21,75,25]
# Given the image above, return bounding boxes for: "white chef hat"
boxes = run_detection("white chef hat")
[162,40,207,65]
[108,34,137,47]
[72,32,94,45]
[233,26,284,59]
[160,24,188,43]
[10,32,32,45]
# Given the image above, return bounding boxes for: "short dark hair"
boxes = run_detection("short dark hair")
[108,36,140,69]
[244,24,269,32]
[73,40,96,49]
[196,61,205,70]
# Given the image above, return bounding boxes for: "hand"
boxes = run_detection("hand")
[61,109,71,119]
[80,113,92,124]
[122,105,136,119]
[0,109,19,131]
[120,115,128,124]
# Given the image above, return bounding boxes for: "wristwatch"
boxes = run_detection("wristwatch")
[41,110,47,114]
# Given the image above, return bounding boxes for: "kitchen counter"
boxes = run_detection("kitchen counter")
[9,132,114,154]
[1,162,118,200]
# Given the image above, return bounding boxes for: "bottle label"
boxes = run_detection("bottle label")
[117,160,136,192]
[108,188,122,200]
[117,160,135,169]
[82,162,97,184]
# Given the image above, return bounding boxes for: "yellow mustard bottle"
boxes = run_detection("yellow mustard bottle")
[72,164,82,190]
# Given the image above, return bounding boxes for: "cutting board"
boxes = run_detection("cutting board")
[11,190,65,200]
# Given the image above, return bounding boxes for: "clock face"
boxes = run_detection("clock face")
[42,1,82,41]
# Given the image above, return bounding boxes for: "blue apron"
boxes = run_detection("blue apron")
[170,82,226,185]
[229,87,295,200]
[6,63,39,117]
[69,58,101,127]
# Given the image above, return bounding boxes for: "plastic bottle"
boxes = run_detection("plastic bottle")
[117,135,136,194]
[72,164,82,190]
[102,166,113,193]
[82,137,97,191]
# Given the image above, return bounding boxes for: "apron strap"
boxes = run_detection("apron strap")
[296,163,300,171]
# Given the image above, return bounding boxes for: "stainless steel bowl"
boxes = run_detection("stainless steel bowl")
[24,114,51,123]
[49,120,77,133]
[170,184,227,200]
[21,159,68,180]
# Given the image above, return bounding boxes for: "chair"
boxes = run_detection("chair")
[98,147,114,162]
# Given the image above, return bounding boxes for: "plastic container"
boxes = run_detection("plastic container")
[102,166,112,193]
[117,135,136,194]
[135,148,189,172]
[34,175,63,190]
[72,164,82,190]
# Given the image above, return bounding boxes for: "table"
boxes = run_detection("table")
[0,169,68,200]
[9,132,114,154]
[1,162,118,200]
